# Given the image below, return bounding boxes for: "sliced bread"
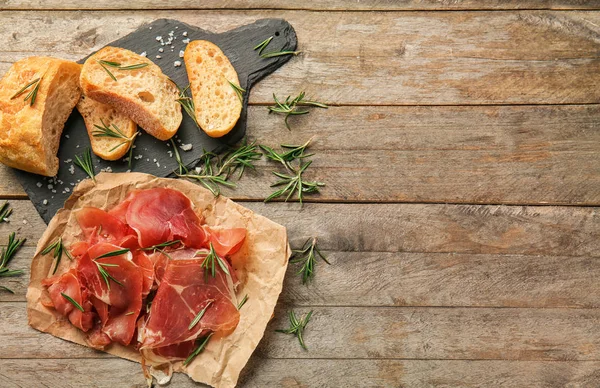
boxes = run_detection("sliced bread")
[80,46,181,141]
[76,94,137,161]
[184,40,242,138]
[0,57,81,176]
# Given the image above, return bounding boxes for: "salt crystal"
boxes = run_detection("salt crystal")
[159,48,164,53]
[43,199,48,205]
[174,61,182,67]
[155,36,162,41]
[141,51,147,57]
[65,188,70,193]
[22,219,27,225]
[69,165,75,174]
[47,184,53,190]
[167,151,173,157]
[182,31,188,37]
[65,135,70,139]
[179,50,184,58]
[156,55,162,59]
[180,144,192,151]
[183,38,190,44]
[36,182,42,188]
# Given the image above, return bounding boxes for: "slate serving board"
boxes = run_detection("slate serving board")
[13,18,297,224]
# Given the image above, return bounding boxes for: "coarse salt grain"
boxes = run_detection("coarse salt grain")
[183,31,188,37]
[69,165,75,175]
[36,182,42,188]
[156,55,162,59]
[180,144,192,151]
[179,50,185,58]
[43,199,48,205]
[22,219,27,224]
[159,48,164,53]
[65,135,70,139]
[174,61,182,67]
[183,38,190,44]
[141,51,147,57]
[155,36,162,41]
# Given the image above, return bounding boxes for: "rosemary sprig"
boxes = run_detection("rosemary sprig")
[177,140,262,197]
[175,84,199,127]
[237,294,248,310]
[276,310,313,350]
[261,138,314,171]
[261,50,302,59]
[96,60,148,81]
[183,333,213,366]
[61,292,84,312]
[269,92,328,130]
[171,139,189,175]
[291,237,330,284]
[140,240,181,252]
[74,148,96,182]
[0,201,12,223]
[93,248,129,290]
[0,232,26,293]
[227,79,245,103]
[92,119,139,168]
[254,36,273,54]
[41,237,73,275]
[188,300,213,330]
[265,160,324,204]
[201,243,230,278]
[11,77,42,107]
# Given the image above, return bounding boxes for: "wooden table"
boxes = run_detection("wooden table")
[1,2,599,387]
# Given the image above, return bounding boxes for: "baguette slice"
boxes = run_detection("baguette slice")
[0,57,81,176]
[77,94,137,161]
[80,46,181,141]
[184,40,242,138]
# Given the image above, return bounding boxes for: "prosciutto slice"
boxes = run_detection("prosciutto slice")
[125,188,207,248]
[77,243,144,345]
[76,207,132,244]
[205,226,246,258]
[42,269,95,332]
[140,254,239,349]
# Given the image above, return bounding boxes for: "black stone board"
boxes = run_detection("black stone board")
[12,18,297,224]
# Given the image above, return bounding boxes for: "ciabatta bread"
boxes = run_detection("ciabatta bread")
[184,40,242,138]
[80,46,181,141]
[77,94,137,161]
[0,57,81,176]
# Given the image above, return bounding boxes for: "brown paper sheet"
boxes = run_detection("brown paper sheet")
[26,172,291,388]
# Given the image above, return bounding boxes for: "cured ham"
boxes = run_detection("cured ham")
[41,187,246,368]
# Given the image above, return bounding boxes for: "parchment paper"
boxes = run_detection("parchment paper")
[26,172,291,388]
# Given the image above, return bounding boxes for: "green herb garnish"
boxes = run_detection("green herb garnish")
[227,79,245,103]
[237,294,248,310]
[269,92,328,130]
[0,201,12,223]
[61,292,84,312]
[11,77,42,107]
[260,50,301,59]
[183,333,213,366]
[74,148,96,182]
[0,232,26,293]
[92,119,139,168]
[41,237,73,275]
[290,237,330,284]
[93,248,129,290]
[201,243,230,278]
[141,240,182,252]
[188,300,213,330]
[276,310,313,350]
[253,36,273,55]
[174,84,199,127]
[96,60,148,81]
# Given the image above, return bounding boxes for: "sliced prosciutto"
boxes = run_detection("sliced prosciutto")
[77,243,144,345]
[42,269,95,332]
[140,254,239,349]
[125,188,207,248]
[205,226,246,258]
[76,207,132,244]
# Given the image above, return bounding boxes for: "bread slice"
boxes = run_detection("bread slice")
[77,94,137,161]
[80,46,181,141]
[0,57,81,176]
[184,40,242,138]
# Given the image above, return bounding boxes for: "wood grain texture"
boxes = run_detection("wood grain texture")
[0,104,598,205]
[0,10,598,105]
[2,200,598,257]
[1,359,600,388]
[2,302,599,361]
[2,1,600,11]
[3,246,600,309]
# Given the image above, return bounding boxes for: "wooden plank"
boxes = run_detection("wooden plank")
[0,11,598,105]
[1,359,600,388]
[2,1,600,11]
[1,104,598,205]
[2,302,600,361]
[2,200,598,257]
[4,246,600,309]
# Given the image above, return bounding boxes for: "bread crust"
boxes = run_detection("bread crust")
[80,47,181,141]
[184,40,242,138]
[0,57,81,176]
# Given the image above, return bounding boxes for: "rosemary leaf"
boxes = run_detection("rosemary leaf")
[174,83,199,127]
[253,36,273,55]
[260,50,302,59]
[94,248,130,260]
[74,148,96,182]
[125,311,136,316]
[0,232,26,292]
[201,243,230,278]
[183,333,213,366]
[61,292,84,312]
[0,201,12,223]
[11,77,42,106]
[0,285,14,294]
[141,240,182,252]
[41,237,73,275]
[188,300,214,330]
[227,79,245,104]
[276,310,313,350]
[96,60,148,81]
[171,139,189,175]
[237,294,249,310]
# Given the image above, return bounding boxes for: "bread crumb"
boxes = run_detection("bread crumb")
[174,61,182,67]
[180,143,193,151]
